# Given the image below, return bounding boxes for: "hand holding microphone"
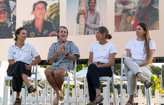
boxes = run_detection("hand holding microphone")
[57,38,66,55]
[61,38,66,49]
[62,38,65,43]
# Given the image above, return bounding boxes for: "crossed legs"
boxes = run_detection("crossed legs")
[124,57,152,105]
[45,67,67,105]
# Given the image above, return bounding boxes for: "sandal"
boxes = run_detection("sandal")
[59,90,65,101]
[144,80,153,89]
[125,100,133,105]
[28,86,36,93]
[94,94,104,104]
[87,103,96,105]
[53,97,61,105]
[14,98,21,105]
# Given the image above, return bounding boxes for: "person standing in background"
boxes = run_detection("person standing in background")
[76,0,100,35]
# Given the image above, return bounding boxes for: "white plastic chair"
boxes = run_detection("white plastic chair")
[84,66,116,105]
[3,64,39,105]
[64,60,77,105]
[120,54,151,105]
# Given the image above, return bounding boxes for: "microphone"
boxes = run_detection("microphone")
[62,38,65,43]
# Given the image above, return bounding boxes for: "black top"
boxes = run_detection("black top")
[23,19,56,37]
[0,22,12,38]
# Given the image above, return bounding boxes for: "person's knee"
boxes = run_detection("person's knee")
[88,64,97,71]
[55,70,65,78]
[44,68,52,77]
[128,71,134,78]
[124,57,129,64]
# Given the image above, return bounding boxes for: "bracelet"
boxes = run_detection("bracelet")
[65,52,69,56]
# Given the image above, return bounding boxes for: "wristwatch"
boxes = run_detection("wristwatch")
[65,52,69,56]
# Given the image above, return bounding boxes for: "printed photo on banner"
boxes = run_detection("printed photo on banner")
[115,0,159,32]
[67,0,107,36]
[22,0,59,38]
[0,0,16,39]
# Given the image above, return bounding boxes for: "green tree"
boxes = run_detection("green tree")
[114,64,121,75]
[76,64,88,72]
[150,64,164,87]
[45,2,60,30]
[150,64,161,76]
[150,75,164,96]
[161,65,164,88]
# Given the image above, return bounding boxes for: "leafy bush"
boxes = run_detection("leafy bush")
[150,75,164,96]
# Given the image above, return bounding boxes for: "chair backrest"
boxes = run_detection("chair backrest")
[29,64,38,94]
[31,64,38,74]
[120,54,127,105]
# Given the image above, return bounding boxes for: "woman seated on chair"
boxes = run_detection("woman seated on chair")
[44,26,80,105]
[7,27,41,105]
[124,23,156,105]
[87,26,117,105]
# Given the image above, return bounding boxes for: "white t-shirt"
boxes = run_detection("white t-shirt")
[125,39,156,60]
[8,42,39,64]
[89,41,117,63]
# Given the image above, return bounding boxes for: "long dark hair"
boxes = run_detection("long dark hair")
[137,23,151,60]
[14,27,26,41]
[96,26,112,39]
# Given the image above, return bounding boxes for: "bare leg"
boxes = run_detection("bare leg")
[45,68,67,105]
[53,68,67,101]
[95,88,101,95]
[53,68,67,91]
[14,92,21,104]
[94,88,104,104]
[21,73,31,88]
[126,95,134,105]
[16,92,21,98]
[44,68,60,92]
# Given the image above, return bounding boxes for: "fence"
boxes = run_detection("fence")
[1,85,164,105]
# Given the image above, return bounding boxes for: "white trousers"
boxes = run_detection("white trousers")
[124,57,152,95]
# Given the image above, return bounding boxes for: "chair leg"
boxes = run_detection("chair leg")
[44,80,47,105]
[67,77,70,105]
[50,87,53,105]
[35,81,39,105]
[120,79,123,105]
[107,78,110,105]
[112,77,116,105]
[25,85,27,105]
[3,86,10,105]
[84,77,87,105]
[145,87,151,105]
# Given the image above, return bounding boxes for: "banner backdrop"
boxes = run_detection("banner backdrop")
[0,0,163,60]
